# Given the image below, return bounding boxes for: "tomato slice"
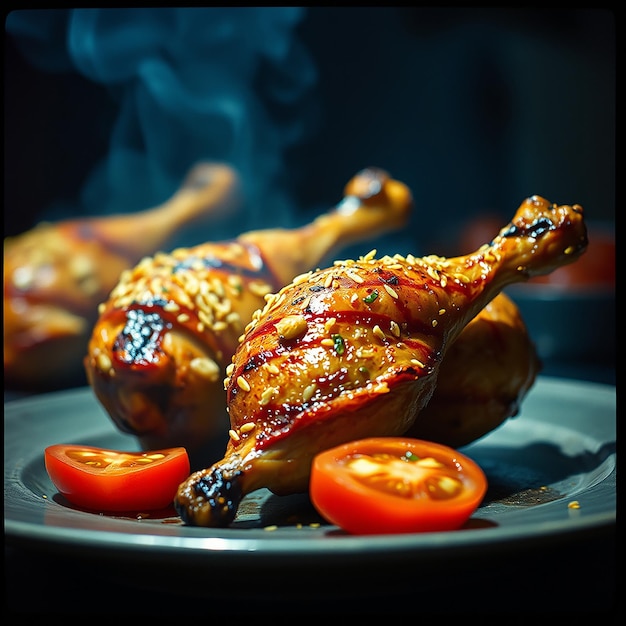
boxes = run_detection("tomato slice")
[44,445,190,512]
[309,437,487,535]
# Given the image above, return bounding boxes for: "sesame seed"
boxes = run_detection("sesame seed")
[383,283,399,299]
[362,249,377,261]
[263,362,280,375]
[198,310,214,328]
[292,271,313,285]
[276,314,308,340]
[237,375,251,392]
[240,422,256,433]
[372,325,386,341]
[260,387,279,405]
[302,383,317,402]
[229,429,240,442]
[426,266,439,281]
[346,270,364,284]
[96,352,112,373]
[324,317,337,332]
[189,357,220,381]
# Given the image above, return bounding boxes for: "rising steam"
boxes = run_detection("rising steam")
[6,8,317,241]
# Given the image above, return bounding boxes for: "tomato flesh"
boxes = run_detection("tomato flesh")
[310,437,487,535]
[44,445,190,512]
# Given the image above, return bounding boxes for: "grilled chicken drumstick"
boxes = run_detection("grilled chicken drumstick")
[413,291,541,448]
[175,195,587,527]
[85,168,413,467]
[4,163,240,390]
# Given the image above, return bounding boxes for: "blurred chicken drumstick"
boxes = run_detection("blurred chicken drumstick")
[4,163,240,390]
[85,168,413,467]
[175,195,587,527]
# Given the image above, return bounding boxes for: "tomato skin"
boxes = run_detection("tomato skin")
[309,438,487,535]
[44,445,190,512]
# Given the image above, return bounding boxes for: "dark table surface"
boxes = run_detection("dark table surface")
[4,361,617,619]
[3,528,617,618]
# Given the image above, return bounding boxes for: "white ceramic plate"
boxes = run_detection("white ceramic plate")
[4,377,615,568]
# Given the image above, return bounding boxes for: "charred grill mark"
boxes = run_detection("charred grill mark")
[381,274,399,285]
[501,216,555,239]
[175,467,243,527]
[501,213,588,256]
[105,300,230,370]
[113,307,170,366]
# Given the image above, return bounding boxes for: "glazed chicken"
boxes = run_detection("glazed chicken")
[84,168,414,467]
[411,291,541,448]
[4,163,240,390]
[175,195,587,527]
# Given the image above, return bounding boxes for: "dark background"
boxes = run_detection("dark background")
[4,8,615,257]
[3,9,617,618]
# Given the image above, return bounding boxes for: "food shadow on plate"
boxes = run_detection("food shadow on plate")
[33,437,616,531]
[466,440,616,509]
[235,438,617,531]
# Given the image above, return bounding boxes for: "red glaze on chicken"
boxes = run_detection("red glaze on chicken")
[85,168,413,467]
[175,195,587,527]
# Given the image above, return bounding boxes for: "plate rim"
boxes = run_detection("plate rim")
[4,376,616,563]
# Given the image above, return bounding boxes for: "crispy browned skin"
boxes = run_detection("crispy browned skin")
[84,168,413,467]
[412,292,541,448]
[175,195,587,527]
[4,163,240,390]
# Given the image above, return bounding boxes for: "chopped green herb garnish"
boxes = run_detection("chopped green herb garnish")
[333,334,345,355]
[404,452,420,462]
[363,289,379,304]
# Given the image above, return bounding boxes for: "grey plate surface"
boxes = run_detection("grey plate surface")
[4,377,616,567]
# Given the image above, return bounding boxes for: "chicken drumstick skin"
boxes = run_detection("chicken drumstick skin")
[85,168,413,467]
[411,291,541,448]
[175,195,587,527]
[4,163,240,389]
